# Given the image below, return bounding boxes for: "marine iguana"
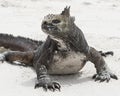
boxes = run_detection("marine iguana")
[0,7,117,91]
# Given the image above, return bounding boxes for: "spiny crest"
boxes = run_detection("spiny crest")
[44,14,56,20]
[61,6,70,17]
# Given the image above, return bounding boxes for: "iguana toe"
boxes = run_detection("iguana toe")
[92,72,118,82]
[0,54,5,63]
[34,81,61,92]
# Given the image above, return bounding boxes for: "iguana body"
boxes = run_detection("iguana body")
[0,7,117,91]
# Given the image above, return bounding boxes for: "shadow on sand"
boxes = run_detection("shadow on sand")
[22,72,93,88]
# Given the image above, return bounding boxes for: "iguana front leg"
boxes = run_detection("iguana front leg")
[33,36,61,91]
[87,47,118,82]
[35,65,60,91]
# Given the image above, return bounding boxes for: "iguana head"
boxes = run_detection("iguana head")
[41,6,75,38]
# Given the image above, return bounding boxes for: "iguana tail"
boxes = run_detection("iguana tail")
[0,34,43,51]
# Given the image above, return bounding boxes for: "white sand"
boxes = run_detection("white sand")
[0,0,120,96]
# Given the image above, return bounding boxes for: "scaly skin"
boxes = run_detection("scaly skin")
[0,34,42,51]
[0,7,118,91]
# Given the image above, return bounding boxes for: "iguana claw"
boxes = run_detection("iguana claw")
[35,81,61,92]
[0,54,5,63]
[92,72,118,82]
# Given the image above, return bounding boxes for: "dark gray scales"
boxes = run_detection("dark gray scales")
[0,7,118,91]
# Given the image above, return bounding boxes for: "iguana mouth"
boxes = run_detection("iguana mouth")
[42,22,60,33]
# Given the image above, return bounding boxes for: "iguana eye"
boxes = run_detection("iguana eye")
[52,19,61,24]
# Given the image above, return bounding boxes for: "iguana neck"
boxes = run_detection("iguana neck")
[62,23,89,53]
